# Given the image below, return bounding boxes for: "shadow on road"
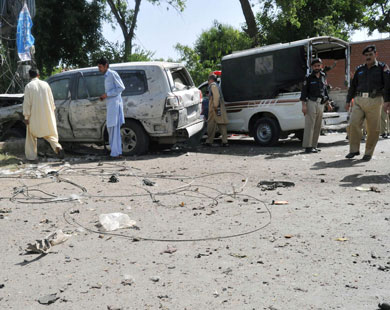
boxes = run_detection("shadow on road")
[339,173,390,187]
[311,159,365,170]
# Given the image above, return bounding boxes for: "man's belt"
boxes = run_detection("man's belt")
[356,91,383,98]
[309,96,327,104]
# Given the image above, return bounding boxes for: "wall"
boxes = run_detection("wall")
[324,38,390,91]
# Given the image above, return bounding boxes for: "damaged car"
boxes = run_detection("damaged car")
[0,62,204,155]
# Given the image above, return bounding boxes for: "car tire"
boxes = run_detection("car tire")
[253,117,280,146]
[120,120,149,155]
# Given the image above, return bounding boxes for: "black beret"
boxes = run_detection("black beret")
[311,58,322,65]
[362,45,376,55]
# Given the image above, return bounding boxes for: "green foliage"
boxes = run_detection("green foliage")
[175,43,216,86]
[195,21,253,64]
[90,40,154,64]
[33,0,105,75]
[175,22,252,85]
[360,0,390,33]
[256,0,366,44]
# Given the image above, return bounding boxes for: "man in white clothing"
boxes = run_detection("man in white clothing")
[23,69,64,161]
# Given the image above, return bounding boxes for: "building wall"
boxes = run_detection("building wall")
[324,38,390,91]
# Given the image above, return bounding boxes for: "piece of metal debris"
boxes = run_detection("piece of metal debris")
[38,293,59,305]
[26,230,72,254]
[258,181,295,191]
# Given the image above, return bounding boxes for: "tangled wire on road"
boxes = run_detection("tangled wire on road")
[0,161,272,242]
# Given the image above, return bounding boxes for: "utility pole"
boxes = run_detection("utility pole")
[0,0,36,93]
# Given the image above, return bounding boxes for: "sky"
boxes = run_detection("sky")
[102,0,388,61]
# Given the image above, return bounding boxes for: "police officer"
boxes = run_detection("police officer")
[345,45,390,161]
[300,58,332,153]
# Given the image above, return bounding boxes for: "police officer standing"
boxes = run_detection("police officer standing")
[345,45,390,161]
[300,58,332,153]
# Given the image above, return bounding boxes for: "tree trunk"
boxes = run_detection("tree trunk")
[238,0,258,46]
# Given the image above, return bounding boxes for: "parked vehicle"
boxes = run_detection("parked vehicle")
[199,36,350,146]
[0,62,204,155]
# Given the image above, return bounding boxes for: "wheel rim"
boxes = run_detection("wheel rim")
[256,123,272,143]
[121,127,137,152]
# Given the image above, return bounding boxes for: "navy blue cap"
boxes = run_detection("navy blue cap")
[311,58,322,65]
[362,45,376,55]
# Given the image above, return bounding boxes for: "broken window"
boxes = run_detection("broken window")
[118,71,147,96]
[77,74,104,99]
[255,55,273,75]
[49,78,70,101]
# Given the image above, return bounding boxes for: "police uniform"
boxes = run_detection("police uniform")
[300,59,329,152]
[346,45,390,160]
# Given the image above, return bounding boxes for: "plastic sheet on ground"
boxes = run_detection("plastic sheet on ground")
[99,213,137,231]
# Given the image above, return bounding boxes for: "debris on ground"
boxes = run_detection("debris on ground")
[229,253,247,258]
[142,178,155,186]
[258,180,295,191]
[0,208,11,219]
[149,276,160,282]
[38,293,59,305]
[26,230,72,254]
[108,174,119,183]
[355,186,381,193]
[335,237,348,242]
[160,246,177,254]
[98,213,136,231]
[272,200,289,205]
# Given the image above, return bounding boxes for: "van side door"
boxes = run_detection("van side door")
[69,72,106,140]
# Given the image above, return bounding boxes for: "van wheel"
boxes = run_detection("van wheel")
[120,120,149,155]
[253,117,280,146]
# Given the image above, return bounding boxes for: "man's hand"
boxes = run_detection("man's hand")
[301,102,307,116]
[100,93,107,101]
[24,119,29,125]
[384,102,390,114]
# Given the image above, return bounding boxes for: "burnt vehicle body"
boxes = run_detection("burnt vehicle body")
[0,62,204,154]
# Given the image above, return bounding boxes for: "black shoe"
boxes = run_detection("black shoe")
[314,148,321,152]
[345,152,360,159]
[305,147,318,153]
[203,142,212,147]
[362,155,372,161]
[381,134,388,139]
[57,148,65,159]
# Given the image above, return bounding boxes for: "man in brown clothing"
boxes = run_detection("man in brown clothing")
[205,74,229,147]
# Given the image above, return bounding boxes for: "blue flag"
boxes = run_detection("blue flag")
[16,3,35,61]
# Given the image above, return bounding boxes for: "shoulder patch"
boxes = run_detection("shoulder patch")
[356,64,364,70]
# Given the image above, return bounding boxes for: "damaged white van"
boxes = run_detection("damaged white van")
[0,62,204,155]
[202,36,350,146]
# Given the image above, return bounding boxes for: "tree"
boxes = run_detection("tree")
[33,0,105,75]
[361,0,390,33]
[103,0,186,61]
[238,0,259,45]
[195,21,253,64]
[255,0,366,45]
[175,22,253,85]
